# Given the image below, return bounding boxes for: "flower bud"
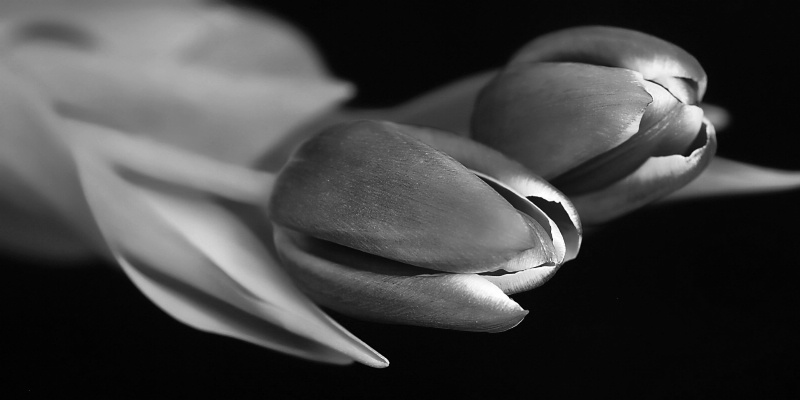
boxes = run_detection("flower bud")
[269,120,580,332]
[471,26,717,224]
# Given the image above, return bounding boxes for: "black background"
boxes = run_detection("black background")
[4,1,800,398]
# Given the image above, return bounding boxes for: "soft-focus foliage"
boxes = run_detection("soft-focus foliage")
[0,0,387,367]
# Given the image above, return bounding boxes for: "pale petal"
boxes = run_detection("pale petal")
[511,26,707,103]
[0,1,329,78]
[665,157,800,201]
[63,120,388,368]
[0,64,104,254]
[0,1,221,61]
[275,227,528,333]
[572,120,717,224]
[472,62,652,179]
[179,5,330,78]
[270,120,557,274]
[7,46,352,165]
[399,124,582,263]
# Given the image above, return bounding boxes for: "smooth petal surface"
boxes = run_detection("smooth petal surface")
[5,46,351,165]
[0,64,103,255]
[511,26,707,103]
[63,119,388,367]
[552,85,705,195]
[472,62,652,179]
[0,0,326,78]
[665,157,800,201]
[270,120,558,274]
[275,227,528,333]
[572,120,717,224]
[397,124,581,264]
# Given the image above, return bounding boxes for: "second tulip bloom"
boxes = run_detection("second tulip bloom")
[471,26,717,224]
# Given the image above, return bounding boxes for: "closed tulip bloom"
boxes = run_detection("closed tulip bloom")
[471,26,717,224]
[270,120,580,332]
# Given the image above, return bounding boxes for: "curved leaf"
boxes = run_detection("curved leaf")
[665,157,800,201]
[63,119,388,368]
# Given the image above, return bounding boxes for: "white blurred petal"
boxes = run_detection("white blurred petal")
[665,157,800,201]
[0,64,104,255]
[0,1,331,79]
[6,46,352,165]
[63,119,388,367]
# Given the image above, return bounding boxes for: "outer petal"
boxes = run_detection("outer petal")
[572,120,717,224]
[0,64,102,256]
[270,120,557,274]
[274,227,528,333]
[665,157,800,201]
[62,119,388,367]
[5,46,352,166]
[510,26,707,103]
[397,124,581,263]
[472,62,652,179]
[0,0,329,77]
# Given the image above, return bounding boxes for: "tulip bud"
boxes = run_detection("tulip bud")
[269,120,580,332]
[471,26,717,224]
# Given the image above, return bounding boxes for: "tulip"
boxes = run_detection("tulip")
[0,0,583,368]
[469,26,716,224]
[269,120,581,332]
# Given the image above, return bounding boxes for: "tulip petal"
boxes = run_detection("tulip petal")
[0,1,222,61]
[5,46,352,165]
[179,5,330,78]
[274,227,528,333]
[0,64,104,255]
[664,157,800,201]
[63,120,388,368]
[552,84,705,195]
[398,124,582,263]
[472,62,652,179]
[270,120,558,274]
[572,119,717,224]
[511,26,707,103]
[0,1,329,78]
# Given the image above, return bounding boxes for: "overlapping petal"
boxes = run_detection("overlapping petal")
[1,0,395,366]
[62,119,388,367]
